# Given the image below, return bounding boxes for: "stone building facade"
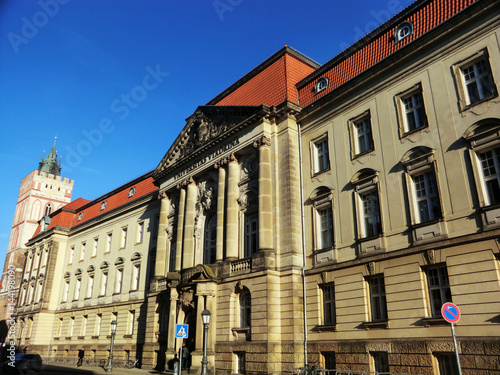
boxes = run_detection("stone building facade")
[7,0,500,374]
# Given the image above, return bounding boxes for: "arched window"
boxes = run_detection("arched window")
[203,214,216,264]
[44,203,52,216]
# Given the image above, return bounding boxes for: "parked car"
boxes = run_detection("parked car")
[1,352,42,374]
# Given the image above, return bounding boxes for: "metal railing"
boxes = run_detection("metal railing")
[44,357,138,368]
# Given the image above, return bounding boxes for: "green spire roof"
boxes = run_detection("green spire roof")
[38,137,61,176]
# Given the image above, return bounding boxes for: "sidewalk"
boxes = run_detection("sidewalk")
[42,363,171,374]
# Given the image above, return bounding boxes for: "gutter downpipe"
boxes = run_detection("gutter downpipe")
[298,121,308,369]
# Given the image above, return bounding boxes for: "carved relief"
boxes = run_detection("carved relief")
[178,286,195,309]
[166,218,175,240]
[238,190,257,211]
[367,261,375,275]
[424,249,435,265]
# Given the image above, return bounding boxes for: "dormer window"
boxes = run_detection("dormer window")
[395,21,413,43]
[100,201,107,211]
[128,187,136,198]
[314,77,329,94]
[77,212,83,221]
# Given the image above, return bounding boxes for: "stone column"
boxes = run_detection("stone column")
[225,155,239,259]
[167,287,178,354]
[155,192,170,278]
[175,185,186,271]
[183,178,197,269]
[215,162,226,261]
[254,135,273,251]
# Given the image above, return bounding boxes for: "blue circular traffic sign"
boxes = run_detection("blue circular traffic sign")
[441,302,460,323]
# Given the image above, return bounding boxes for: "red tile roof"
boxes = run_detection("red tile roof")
[297,0,478,107]
[208,46,319,107]
[35,173,158,237]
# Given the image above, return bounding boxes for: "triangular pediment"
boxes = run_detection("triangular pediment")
[153,105,266,181]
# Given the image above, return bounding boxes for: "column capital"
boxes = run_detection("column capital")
[253,135,271,148]
[176,176,196,189]
[158,190,169,200]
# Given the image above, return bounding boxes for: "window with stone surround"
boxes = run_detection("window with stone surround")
[311,134,330,175]
[62,273,70,303]
[204,214,217,264]
[424,264,452,317]
[350,112,374,157]
[321,351,336,370]
[244,212,258,258]
[352,169,382,239]
[453,49,497,109]
[401,147,442,225]
[371,351,389,373]
[366,275,388,322]
[234,352,246,374]
[395,83,428,136]
[136,221,144,244]
[436,353,459,375]
[311,187,335,252]
[320,283,336,326]
[92,237,98,257]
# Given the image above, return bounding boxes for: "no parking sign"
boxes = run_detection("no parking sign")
[441,302,460,324]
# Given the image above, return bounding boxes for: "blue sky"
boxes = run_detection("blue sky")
[0,0,414,268]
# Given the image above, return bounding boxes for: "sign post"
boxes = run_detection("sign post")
[175,324,189,374]
[441,303,462,375]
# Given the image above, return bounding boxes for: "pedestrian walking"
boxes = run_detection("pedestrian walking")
[77,347,85,367]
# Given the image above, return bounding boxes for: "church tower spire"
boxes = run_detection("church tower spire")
[38,137,61,176]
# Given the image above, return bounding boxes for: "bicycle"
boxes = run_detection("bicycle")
[125,358,139,369]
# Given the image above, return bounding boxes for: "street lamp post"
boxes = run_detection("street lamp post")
[201,309,211,375]
[105,320,117,372]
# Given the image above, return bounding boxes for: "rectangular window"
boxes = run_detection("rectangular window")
[360,191,381,237]
[81,315,87,337]
[121,227,128,248]
[100,271,108,296]
[367,275,388,321]
[353,117,374,155]
[128,311,135,335]
[413,171,441,223]
[106,233,112,253]
[478,147,500,205]
[136,222,144,243]
[461,59,495,105]
[57,318,63,337]
[114,268,123,294]
[73,278,81,300]
[235,352,246,374]
[321,283,336,326]
[86,275,94,299]
[62,280,69,302]
[425,265,452,317]
[131,264,140,291]
[371,352,389,373]
[313,138,329,173]
[244,212,258,258]
[27,317,34,338]
[436,353,459,375]
[79,242,86,261]
[317,207,334,249]
[402,91,426,132]
[321,352,336,370]
[92,237,98,257]
[95,314,102,336]
[69,246,74,264]
[169,242,176,273]
[69,316,75,337]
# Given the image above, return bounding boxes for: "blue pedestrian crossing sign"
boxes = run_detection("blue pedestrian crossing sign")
[175,324,188,338]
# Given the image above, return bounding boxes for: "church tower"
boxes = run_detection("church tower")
[0,138,74,322]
